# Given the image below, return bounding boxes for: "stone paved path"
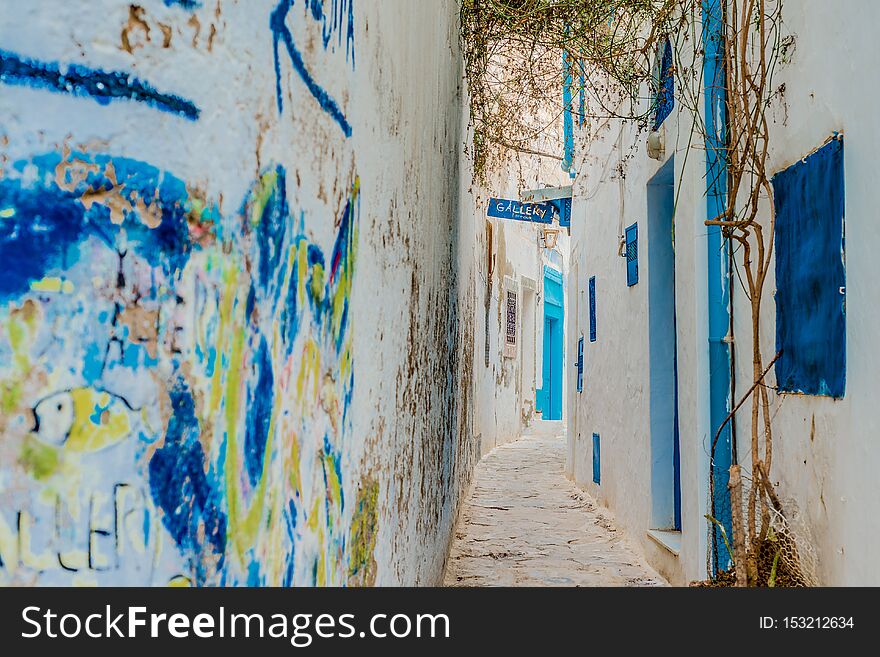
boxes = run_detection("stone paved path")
[444,434,666,586]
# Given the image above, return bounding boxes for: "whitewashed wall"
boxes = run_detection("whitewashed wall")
[471,154,570,456]
[0,0,475,586]
[568,0,880,585]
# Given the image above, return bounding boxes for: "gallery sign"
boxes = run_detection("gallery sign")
[487,198,553,224]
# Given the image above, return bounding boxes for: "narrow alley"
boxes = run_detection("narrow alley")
[444,433,664,587]
[1,0,878,599]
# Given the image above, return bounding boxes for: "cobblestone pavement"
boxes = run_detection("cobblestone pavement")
[444,434,666,586]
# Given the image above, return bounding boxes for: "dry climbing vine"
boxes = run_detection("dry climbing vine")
[694,0,812,586]
[460,0,680,180]
[461,0,813,586]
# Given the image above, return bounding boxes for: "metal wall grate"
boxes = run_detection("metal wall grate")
[576,336,584,393]
[592,433,601,485]
[588,276,596,342]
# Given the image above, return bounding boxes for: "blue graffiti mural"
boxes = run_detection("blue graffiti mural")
[0,50,200,120]
[0,147,361,586]
[0,0,371,588]
[271,0,354,137]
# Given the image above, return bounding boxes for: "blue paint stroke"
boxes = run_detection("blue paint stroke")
[255,167,289,297]
[0,152,196,300]
[773,137,846,398]
[244,335,274,486]
[328,184,355,353]
[306,0,356,57]
[148,379,227,585]
[0,49,199,120]
[271,0,353,137]
[281,238,302,350]
[163,0,201,8]
[322,434,345,510]
[0,181,86,301]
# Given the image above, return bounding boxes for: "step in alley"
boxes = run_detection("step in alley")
[444,434,666,587]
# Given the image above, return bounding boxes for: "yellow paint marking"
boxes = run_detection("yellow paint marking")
[30,277,75,294]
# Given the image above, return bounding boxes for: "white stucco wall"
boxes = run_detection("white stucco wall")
[0,0,475,586]
[568,0,880,585]
[471,154,570,456]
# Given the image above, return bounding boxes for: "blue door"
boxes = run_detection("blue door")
[539,267,564,420]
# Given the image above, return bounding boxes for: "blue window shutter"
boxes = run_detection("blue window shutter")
[576,336,584,393]
[588,276,597,342]
[773,136,846,397]
[557,197,572,228]
[625,223,639,286]
[592,433,601,484]
[654,37,675,130]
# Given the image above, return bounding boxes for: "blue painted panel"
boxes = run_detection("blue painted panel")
[544,266,564,306]
[673,337,682,531]
[562,51,574,174]
[703,0,733,573]
[589,276,597,342]
[773,137,846,398]
[625,223,638,286]
[487,198,554,224]
[576,336,584,393]
[654,37,674,130]
[592,433,601,485]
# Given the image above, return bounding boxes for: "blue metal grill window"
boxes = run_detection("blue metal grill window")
[654,37,674,130]
[625,223,638,286]
[588,276,596,342]
[558,197,572,228]
[576,336,584,393]
[592,433,601,485]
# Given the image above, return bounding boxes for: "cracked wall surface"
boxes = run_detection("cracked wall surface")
[0,0,474,586]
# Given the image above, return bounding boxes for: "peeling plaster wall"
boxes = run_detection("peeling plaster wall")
[0,0,474,587]
[470,158,569,456]
[568,0,880,585]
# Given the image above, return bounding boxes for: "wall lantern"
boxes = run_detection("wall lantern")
[647,128,665,161]
[542,229,560,250]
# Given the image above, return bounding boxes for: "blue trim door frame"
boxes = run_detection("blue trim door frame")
[539,267,564,420]
[648,156,682,532]
[704,0,734,573]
